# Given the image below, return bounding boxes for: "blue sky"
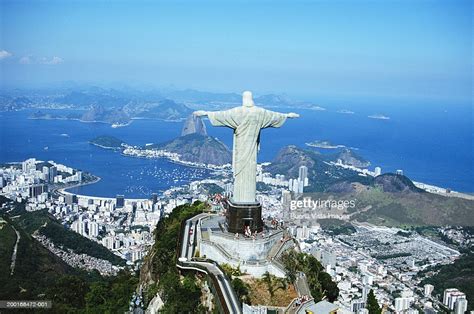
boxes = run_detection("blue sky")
[0,0,472,101]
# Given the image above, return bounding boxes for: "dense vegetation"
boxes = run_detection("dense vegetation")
[0,217,137,312]
[1,197,137,312]
[281,251,339,302]
[318,218,356,235]
[141,201,207,312]
[10,204,125,266]
[48,271,138,313]
[220,263,252,304]
[420,253,473,310]
[154,133,232,166]
[40,220,126,266]
[264,145,367,192]
[349,187,474,226]
[200,182,224,195]
[89,135,124,149]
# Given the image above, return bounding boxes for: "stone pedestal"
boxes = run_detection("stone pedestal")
[224,199,263,234]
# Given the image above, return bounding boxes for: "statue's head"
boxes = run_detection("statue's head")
[242,91,254,107]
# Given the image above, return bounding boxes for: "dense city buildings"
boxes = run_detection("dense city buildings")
[1,158,471,313]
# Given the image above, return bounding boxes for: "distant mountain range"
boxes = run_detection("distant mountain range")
[29,97,193,125]
[0,95,34,111]
[1,85,324,116]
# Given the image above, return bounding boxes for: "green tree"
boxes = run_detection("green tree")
[281,251,339,303]
[262,271,287,301]
[145,203,207,311]
[47,275,90,312]
[232,277,251,304]
[366,289,382,314]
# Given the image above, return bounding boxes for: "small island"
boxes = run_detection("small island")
[368,114,390,120]
[306,140,346,149]
[89,135,125,150]
[337,109,355,114]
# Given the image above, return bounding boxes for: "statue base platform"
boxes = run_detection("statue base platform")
[198,214,294,278]
[224,199,263,234]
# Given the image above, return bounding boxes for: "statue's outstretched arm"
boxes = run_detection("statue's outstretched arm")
[194,108,239,128]
[193,110,208,117]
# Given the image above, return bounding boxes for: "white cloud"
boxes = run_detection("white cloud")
[0,50,13,60]
[19,56,32,64]
[40,56,64,65]
[19,55,64,65]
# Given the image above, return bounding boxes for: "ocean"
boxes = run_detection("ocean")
[0,101,472,198]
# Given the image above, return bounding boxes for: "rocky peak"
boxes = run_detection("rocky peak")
[181,114,207,136]
[336,148,370,168]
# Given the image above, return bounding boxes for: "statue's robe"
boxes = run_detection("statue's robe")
[207,106,287,203]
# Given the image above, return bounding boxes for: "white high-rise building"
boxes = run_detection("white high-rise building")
[351,299,365,313]
[282,190,292,205]
[424,284,434,297]
[88,221,99,238]
[361,285,370,302]
[396,169,404,175]
[298,165,309,187]
[22,158,36,173]
[374,167,382,176]
[299,165,308,180]
[298,179,304,193]
[42,166,50,181]
[362,274,373,286]
[79,220,87,236]
[454,298,468,314]
[444,288,466,310]
[448,292,466,310]
[394,297,412,312]
[281,189,292,219]
[102,236,114,250]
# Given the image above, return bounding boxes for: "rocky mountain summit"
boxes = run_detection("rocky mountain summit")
[181,115,207,136]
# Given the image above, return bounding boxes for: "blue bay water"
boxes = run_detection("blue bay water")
[0,102,472,197]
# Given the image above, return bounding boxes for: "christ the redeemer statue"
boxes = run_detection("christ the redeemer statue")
[194,91,299,204]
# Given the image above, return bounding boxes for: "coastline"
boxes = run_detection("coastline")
[57,175,101,195]
[28,115,186,126]
[119,151,230,171]
[28,116,132,127]
[89,142,123,151]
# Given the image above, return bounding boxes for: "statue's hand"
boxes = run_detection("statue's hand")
[287,112,300,118]
[193,110,208,117]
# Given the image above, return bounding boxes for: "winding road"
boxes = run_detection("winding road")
[9,224,20,276]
